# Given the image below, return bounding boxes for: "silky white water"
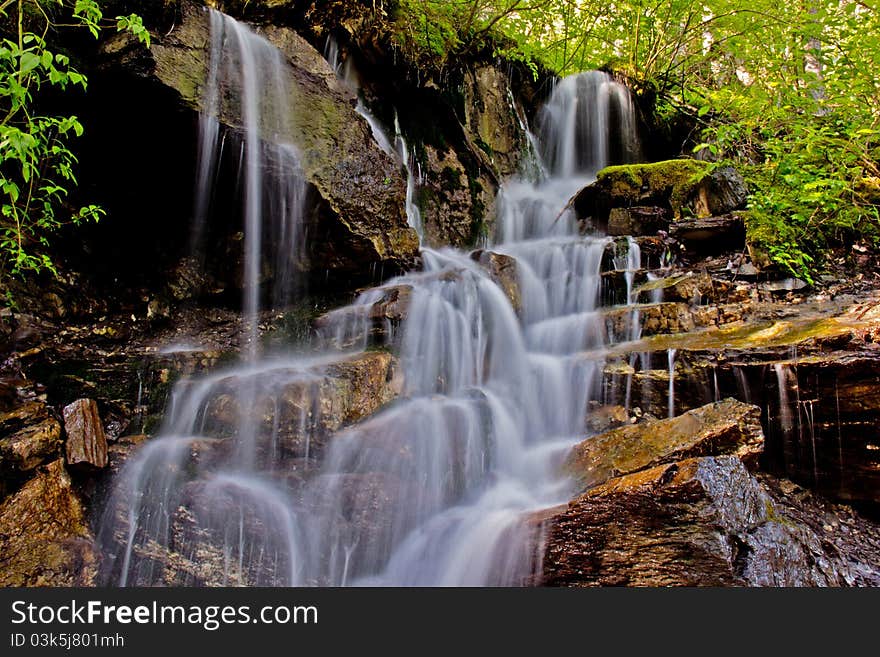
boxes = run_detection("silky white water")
[98,13,642,587]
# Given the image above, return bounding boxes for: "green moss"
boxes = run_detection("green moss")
[597,159,712,218]
[440,166,463,192]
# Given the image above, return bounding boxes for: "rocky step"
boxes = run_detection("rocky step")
[597,299,880,508]
[565,398,764,491]
[539,456,880,586]
[537,397,880,586]
[189,351,402,459]
[314,250,521,349]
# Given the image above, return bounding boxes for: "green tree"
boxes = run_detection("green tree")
[0,0,148,287]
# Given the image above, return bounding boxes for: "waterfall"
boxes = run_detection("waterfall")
[325,38,423,239]
[535,71,641,180]
[98,10,643,587]
[193,11,306,354]
[394,113,424,239]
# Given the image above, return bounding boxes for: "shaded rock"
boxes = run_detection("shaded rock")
[314,284,412,348]
[62,398,109,470]
[0,459,96,586]
[607,206,670,236]
[541,456,879,586]
[418,144,493,247]
[99,0,418,285]
[462,65,527,179]
[0,400,62,474]
[704,166,749,215]
[669,213,746,253]
[565,399,764,491]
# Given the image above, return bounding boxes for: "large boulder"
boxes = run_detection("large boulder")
[98,0,418,285]
[565,399,764,491]
[541,456,880,586]
[62,398,109,470]
[572,159,749,233]
[200,351,402,457]
[0,459,97,586]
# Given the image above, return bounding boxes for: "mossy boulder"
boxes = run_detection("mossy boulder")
[572,159,749,234]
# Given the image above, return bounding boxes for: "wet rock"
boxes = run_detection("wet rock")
[565,399,764,491]
[0,400,62,474]
[100,0,418,284]
[0,459,96,586]
[669,213,746,253]
[323,351,403,426]
[62,398,109,470]
[201,351,402,457]
[471,250,521,313]
[602,302,696,339]
[314,284,413,348]
[462,65,527,180]
[633,272,715,305]
[541,456,879,586]
[607,206,670,237]
[585,405,629,434]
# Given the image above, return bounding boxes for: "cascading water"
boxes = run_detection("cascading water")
[324,38,423,239]
[98,10,643,587]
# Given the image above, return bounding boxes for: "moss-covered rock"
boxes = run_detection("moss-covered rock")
[572,159,749,233]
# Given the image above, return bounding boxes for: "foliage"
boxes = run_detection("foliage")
[0,0,148,283]
[391,1,880,279]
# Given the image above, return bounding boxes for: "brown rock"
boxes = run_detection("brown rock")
[0,398,62,473]
[200,351,402,457]
[540,456,879,586]
[0,459,96,586]
[669,213,746,254]
[607,206,670,236]
[63,399,108,469]
[472,250,521,313]
[565,398,764,490]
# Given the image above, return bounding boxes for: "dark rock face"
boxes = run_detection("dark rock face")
[97,0,418,289]
[607,206,670,237]
[541,456,880,586]
[62,398,109,470]
[565,399,764,490]
[0,459,96,586]
[705,166,749,216]
[669,213,746,254]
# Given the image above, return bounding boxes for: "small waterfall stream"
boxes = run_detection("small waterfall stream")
[98,11,643,587]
